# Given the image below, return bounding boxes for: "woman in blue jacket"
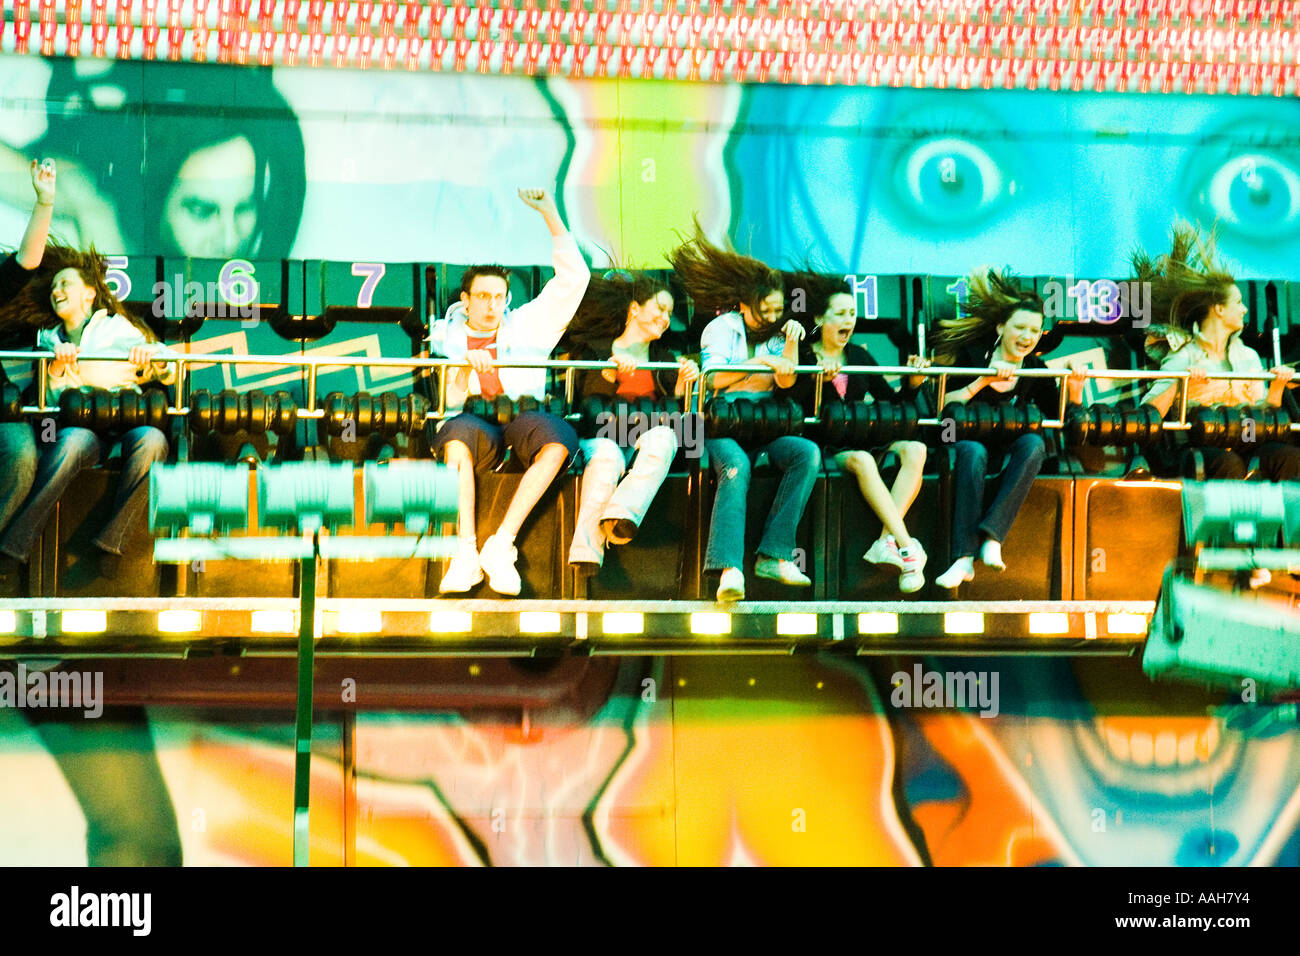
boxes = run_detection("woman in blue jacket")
[670,227,820,602]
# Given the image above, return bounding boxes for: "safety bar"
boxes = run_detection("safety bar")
[696,363,1299,433]
[1,351,1293,434]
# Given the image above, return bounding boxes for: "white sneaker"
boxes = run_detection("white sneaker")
[439,550,484,594]
[898,542,926,594]
[754,557,812,587]
[717,568,745,602]
[936,557,975,589]
[898,539,926,573]
[979,539,1006,571]
[863,535,904,569]
[479,534,521,596]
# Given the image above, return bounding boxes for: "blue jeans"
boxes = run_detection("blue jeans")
[950,434,1046,561]
[0,425,170,561]
[704,435,821,572]
[0,421,37,537]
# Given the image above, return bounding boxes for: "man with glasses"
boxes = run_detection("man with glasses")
[427,187,589,595]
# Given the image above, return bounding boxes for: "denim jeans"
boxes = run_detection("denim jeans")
[704,435,821,572]
[0,421,37,537]
[951,434,1046,561]
[0,425,169,561]
[570,427,678,565]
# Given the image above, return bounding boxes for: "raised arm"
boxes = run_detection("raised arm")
[18,159,56,269]
[511,188,590,352]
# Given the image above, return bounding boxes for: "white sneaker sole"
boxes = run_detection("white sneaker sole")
[439,569,484,594]
[899,572,925,594]
[935,568,974,589]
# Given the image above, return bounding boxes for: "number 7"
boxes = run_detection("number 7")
[352,263,385,308]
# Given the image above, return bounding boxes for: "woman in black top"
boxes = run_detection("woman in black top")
[784,273,928,593]
[931,269,1084,589]
[560,272,699,567]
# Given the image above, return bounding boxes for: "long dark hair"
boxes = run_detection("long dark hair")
[668,220,783,339]
[932,268,1043,363]
[1131,221,1236,341]
[37,60,305,257]
[782,270,852,337]
[560,271,670,353]
[0,243,155,340]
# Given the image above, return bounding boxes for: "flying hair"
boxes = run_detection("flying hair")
[933,267,1043,363]
[667,218,783,334]
[1130,220,1236,351]
[782,269,852,336]
[0,243,155,340]
[559,270,671,353]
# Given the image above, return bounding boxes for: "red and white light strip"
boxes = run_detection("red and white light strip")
[2,1,1298,93]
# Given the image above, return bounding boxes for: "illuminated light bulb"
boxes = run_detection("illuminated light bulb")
[62,610,108,634]
[158,610,203,633]
[335,609,383,635]
[1028,612,1070,636]
[943,612,984,635]
[858,612,899,635]
[602,612,643,635]
[518,611,561,634]
[690,613,731,635]
[776,613,818,636]
[1106,613,1148,635]
[429,610,472,633]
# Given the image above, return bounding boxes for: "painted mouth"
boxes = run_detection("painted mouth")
[1075,715,1239,795]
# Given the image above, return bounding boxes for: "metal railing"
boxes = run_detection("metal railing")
[2,350,1294,435]
[696,362,1298,433]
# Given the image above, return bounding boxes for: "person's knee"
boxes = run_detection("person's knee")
[842,450,877,479]
[1210,451,1246,480]
[794,438,821,472]
[1021,434,1047,464]
[51,427,100,469]
[717,452,750,484]
[584,438,625,474]
[896,441,927,469]
[533,441,571,469]
[442,438,474,467]
[957,440,988,468]
[1263,447,1300,482]
[637,425,678,461]
[137,428,169,462]
[1,435,38,488]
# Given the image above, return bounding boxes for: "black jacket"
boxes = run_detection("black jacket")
[782,342,910,415]
[937,344,1060,417]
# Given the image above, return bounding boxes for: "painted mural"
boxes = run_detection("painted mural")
[0,54,1297,866]
[1,655,1297,866]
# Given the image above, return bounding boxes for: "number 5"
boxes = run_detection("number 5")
[353,263,385,308]
[105,256,131,300]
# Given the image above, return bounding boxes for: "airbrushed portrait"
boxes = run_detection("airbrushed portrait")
[0,57,305,259]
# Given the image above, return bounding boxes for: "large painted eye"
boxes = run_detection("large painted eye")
[893,137,1012,225]
[1199,152,1300,235]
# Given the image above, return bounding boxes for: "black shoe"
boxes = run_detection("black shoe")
[97,550,124,580]
[0,555,24,598]
[601,518,639,546]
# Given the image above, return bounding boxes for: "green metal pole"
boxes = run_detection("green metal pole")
[293,535,318,866]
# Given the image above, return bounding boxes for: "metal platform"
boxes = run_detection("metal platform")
[0,597,1154,658]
